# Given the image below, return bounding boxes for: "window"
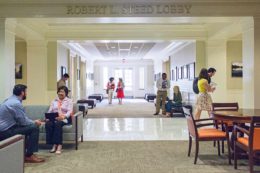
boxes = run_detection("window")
[139,67,145,89]
[124,69,132,91]
[103,67,108,89]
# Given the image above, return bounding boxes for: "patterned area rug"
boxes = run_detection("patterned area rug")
[25,141,251,173]
[87,99,159,118]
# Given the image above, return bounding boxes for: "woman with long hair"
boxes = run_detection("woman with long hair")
[116,78,125,104]
[194,68,215,120]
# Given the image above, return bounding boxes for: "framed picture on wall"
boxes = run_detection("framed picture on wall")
[15,63,22,79]
[61,66,66,77]
[77,69,80,80]
[171,69,175,81]
[231,62,243,77]
[188,62,195,80]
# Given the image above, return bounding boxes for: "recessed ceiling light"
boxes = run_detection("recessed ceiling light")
[111,46,116,48]
[134,46,139,49]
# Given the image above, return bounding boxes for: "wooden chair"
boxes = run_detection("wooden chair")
[183,106,231,164]
[234,117,260,173]
[212,102,239,153]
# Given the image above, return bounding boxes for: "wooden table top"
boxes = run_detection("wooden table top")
[211,109,260,122]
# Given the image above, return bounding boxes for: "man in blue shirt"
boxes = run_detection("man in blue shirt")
[0,84,45,163]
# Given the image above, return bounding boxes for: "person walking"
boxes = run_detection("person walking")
[106,77,115,104]
[116,78,125,104]
[194,68,215,120]
[154,73,170,115]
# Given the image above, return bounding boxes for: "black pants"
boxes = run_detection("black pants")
[0,124,40,156]
[45,121,67,145]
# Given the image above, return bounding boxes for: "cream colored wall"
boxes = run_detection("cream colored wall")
[15,41,27,85]
[195,41,206,76]
[227,40,242,89]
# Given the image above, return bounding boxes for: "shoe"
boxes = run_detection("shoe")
[49,144,57,153]
[55,145,62,154]
[25,154,45,163]
[153,112,159,115]
[162,112,166,115]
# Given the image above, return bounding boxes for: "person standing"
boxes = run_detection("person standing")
[57,73,70,89]
[0,84,45,163]
[107,77,115,104]
[116,78,125,104]
[154,73,170,115]
[194,68,215,120]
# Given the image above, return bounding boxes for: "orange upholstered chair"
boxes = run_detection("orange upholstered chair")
[183,106,231,164]
[234,117,260,173]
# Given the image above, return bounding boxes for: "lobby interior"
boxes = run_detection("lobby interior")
[1,1,260,173]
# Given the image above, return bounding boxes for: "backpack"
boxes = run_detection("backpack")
[192,77,199,94]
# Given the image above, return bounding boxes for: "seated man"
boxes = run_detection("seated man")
[165,86,182,117]
[0,84,45,163]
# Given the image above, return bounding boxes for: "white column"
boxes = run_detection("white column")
[206,39,227,102]
[26,40,48,105]
[242,17,260,108]
[0,19,16,102]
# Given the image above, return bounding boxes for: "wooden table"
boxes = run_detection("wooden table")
[212,109,260,123]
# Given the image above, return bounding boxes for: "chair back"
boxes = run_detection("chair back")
[212,102,239,111]
[183,106,197,138]
[249,117,260,150]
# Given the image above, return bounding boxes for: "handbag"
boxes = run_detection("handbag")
[106,89,109,94]
[115,88,118,92]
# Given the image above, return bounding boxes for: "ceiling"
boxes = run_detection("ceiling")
[14,17,245,61]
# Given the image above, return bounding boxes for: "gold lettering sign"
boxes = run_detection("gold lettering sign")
[67,4,192,15]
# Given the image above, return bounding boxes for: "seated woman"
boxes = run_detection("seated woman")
[45,86,73,154]
[165,86,182,117]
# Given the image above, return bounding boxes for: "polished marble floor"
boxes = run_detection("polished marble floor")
[84,118,188,141]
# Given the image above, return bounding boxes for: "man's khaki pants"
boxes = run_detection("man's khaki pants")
[155,90,167,114]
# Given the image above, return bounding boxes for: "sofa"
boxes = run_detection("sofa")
[24,104,83,150]
[0,135,24,173]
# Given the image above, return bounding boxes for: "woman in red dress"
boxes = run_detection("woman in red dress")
[116,78,125,104]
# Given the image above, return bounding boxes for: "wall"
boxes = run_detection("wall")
[15,41,27,85]
[170,42,196,100]
[94,59,154,97]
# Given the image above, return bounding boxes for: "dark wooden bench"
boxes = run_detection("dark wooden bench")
[77,99,96,109]
[77,103,88,117]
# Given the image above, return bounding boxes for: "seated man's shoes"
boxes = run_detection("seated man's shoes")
[153,112,159,115]
[25,154,45,163]
[162,112,166,115]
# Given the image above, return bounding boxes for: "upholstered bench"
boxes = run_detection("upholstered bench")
[171,104,193,117]
[24,104,83,150]
[144,93,156,102]
[77,99,97,109]
[88,94,102,102]
[78,103,88,117]
[91,94,103,102]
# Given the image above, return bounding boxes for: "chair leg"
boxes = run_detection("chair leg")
[188,136,192,157]
[194,140,199,164]
[249,151,254,173]
[213,140,216,147]
[222,140,224,153]
[81,135,83,142]
[217,140,220,156]
[234,142,237,169]
[226,138,231,165]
